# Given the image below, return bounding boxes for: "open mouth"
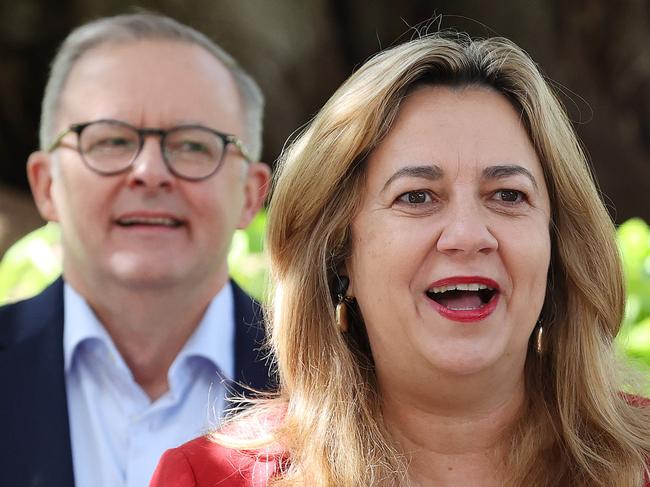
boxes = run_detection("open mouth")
[115,216,183,228]
[426,283,498,311]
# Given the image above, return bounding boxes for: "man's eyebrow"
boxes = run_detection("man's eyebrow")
[382,164,443,192]
[482,165,538,189]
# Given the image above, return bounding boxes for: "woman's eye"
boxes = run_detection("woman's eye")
[397,190,431,205]
[494,189,524,203]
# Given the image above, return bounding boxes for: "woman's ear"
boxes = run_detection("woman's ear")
[338,261,354,298]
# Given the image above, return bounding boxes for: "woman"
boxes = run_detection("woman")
[151,33,650,486]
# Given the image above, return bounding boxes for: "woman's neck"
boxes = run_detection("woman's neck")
[380,371,526,486]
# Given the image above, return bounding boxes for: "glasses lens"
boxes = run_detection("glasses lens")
[79,121,139,174]
[164,127,225,179]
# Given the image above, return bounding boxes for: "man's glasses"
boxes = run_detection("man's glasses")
[47,119,253,181]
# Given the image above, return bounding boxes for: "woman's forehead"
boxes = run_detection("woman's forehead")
[364,85,543,184]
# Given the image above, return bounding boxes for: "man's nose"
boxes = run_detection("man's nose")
[436,200,498,256]
[125,137,174,190]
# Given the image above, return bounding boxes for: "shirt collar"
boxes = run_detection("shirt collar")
[63,281,235,381]
[169,282,235,382]
[63,283,117,373]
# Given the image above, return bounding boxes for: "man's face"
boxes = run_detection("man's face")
[28,40,269,296]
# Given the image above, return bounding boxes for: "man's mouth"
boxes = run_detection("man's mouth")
[426,282,497,311]
[115,216,184,228]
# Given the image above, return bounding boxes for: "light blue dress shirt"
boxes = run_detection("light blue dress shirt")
[63,283,235,487]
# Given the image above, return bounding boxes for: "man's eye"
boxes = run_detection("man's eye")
[179,141,209,153]
[397,190,431,204]
[494,189,524,203]
[101,137,131,146]
[107,137,128,145]
[88,137,135,152]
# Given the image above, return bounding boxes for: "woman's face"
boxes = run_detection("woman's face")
[347,85,551,383]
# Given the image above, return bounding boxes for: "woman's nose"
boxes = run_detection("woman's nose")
[435,200,498,256]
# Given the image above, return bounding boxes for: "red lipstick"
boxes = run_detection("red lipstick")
[426,276,500,323]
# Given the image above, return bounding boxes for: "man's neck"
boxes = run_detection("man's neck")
[68,274,227,401]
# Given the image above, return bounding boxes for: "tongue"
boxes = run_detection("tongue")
[436,291,484,310]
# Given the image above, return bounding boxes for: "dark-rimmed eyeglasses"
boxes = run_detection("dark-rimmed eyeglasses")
[47,119,253,181]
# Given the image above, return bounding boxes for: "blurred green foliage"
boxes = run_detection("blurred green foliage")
[0,222,62,304]
[2,217,650,368]
[615,218,650,364]
[227,211,269,301]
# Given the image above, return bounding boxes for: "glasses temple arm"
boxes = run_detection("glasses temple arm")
[229,137,254,164]
[46,128,73,153]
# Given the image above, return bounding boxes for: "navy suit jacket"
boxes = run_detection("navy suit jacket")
[0,278,275,487]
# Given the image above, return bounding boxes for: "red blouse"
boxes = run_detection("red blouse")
[151,433,650,487]
[150,436,283,487]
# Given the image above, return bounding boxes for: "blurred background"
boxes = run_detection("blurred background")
[0,0,650,366]
[0,0,649,256]
[0,0,649,362]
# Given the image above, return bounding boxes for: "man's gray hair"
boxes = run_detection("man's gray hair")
[40,12,264,161]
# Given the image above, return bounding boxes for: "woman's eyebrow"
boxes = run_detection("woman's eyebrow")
[482,164,538,189]
[382,164,443,192]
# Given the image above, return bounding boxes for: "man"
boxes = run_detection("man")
[0,13,273,487]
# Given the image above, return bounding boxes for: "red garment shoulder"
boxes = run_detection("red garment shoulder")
[628,395,650,486]
[621,394,650,486]
[150,436,284,487]
[625,393,650,408]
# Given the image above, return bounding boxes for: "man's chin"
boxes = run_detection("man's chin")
[106,257,190,289]
[112,270,186,290]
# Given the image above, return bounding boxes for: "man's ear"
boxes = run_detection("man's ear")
[237,161,271,229]
[26,151,60,222]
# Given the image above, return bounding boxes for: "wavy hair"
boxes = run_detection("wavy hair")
[221,33,650,486]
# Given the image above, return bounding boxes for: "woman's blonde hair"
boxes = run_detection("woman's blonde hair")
[223,33,650,486]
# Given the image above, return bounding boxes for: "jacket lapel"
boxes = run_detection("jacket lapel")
[0,279,274,485]
[0,278,75,486]
[230,281,276,396]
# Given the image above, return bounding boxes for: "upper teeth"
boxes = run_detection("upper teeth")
[118,217,179,226]
[429,283,493,293]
